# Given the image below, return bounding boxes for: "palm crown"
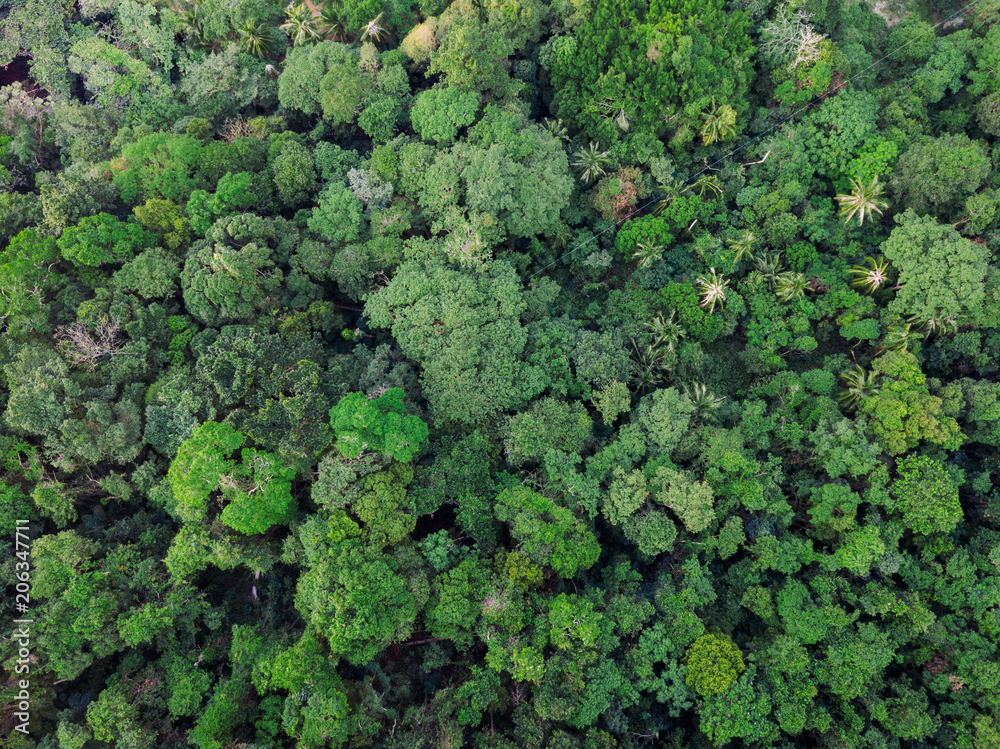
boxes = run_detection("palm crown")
[645,312,685,352]
[837,365,881,410]
[695,268,729,313]
[836,177,888,226]
[571,142,611,185]
[319,4,350,41]
[774,271,808,302]
[632,241,664,269]
[360,12,389,43]
[727,230,757,264]
[281,2,323,46]
[238,19,274,58]
[685,174,723,199]
[847,256,891,295]
[699,98,737,146]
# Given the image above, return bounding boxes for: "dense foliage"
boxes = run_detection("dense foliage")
[2,0,1000,746]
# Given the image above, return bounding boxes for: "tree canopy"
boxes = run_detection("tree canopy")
[4,0,1000,745]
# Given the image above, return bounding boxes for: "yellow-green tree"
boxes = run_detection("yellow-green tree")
[858,350,963,456]
[684,633,746,696]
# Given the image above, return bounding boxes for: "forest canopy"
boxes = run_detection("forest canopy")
[2,0,1000,746]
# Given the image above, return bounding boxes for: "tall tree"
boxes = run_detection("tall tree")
[364,256,548,423]
[329,388,429,462]
[881,209,991,325]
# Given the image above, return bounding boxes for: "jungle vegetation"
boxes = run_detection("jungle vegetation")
[2,0,1000,746]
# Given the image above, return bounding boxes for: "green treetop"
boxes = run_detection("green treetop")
[0,230,64,340]
[57,213,156,268]
[858,350,963,456]
[180,213,299,327]
[411,86,480,145]
[891,454,963,535]
[494,486,600,578]
[364,256,548,424]
[542,0,753,148]
[329,388,429,462]
[881,209,990,325]
[294,543,417,665]
[891,134,991,219]
[167,421,297,534]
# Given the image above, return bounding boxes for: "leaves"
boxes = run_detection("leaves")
[835,177,888,226]
[891,133,992,218]
[495,486,600,578]
[167,421,244,524]
[113,132,206,206]
[695,268,729,313]
[9,3,1000,745]
[543,0,753,147]
[295,545,417,665]
[308,182,365,243]
[699,98,737,146]
[684,634,745,696]
[503,397,593,467]
[217,448,297,535]
[167,422,297,534]
[57,213,155,267]
[891,454,963,535]
[181,213,298,326]
[329,388,429,462]
[859,350,964,455]
[881,209,990,324]
[365,257,547,423]
[412,87,481,146]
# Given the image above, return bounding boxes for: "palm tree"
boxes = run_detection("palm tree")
[542,118,570,145]
[238,19,274,59]
[595,94,633,131]
[727,230,757,265]
[774,271,808,302]
[171,0,213,51]
[551,222,574,249]
[846,255,891,295]
[630,339,670,394]
[319,3,350,42]
[836,177,888,226]
[645,312,685,353]
[359,12,388,44]
[699,98,737,146]
[695,268,729,313]
[281,2,322,46]
[571,142,611,185]
[904,314,960,339]
[654,175,685,215]
[633,241,664,269]
[685,174,723,199]
[837,365,881,410]
[751,252,784,286]
[683,381,725,416]
[879,317,923,353]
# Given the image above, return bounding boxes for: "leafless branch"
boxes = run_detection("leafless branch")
[55,318,125,369]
